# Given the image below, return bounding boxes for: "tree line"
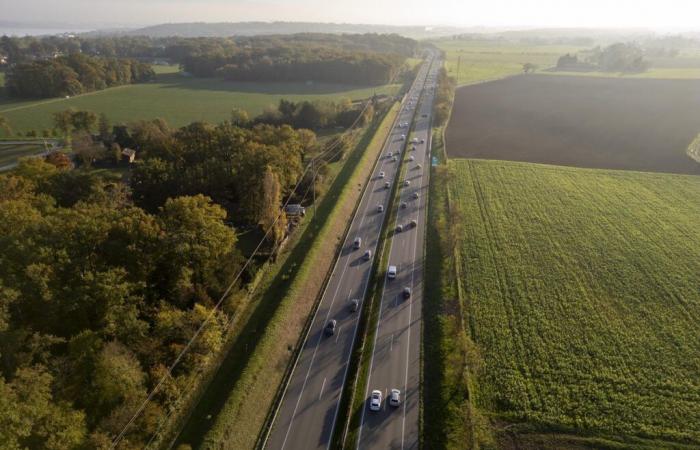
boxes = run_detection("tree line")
[556,42,650,73]
[5,52,155,99]
[1,33,417,64]
[433,65,456,127]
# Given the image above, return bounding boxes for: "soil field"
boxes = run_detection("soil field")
[447,159,700,447]
[445,75,700,175]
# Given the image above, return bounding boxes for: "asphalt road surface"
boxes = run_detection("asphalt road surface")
[357,57,440,450]
[265,56,436,450]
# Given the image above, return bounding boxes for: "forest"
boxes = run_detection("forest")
[0,116,322,448]
[4,53,155,98]
[1,33,417,86]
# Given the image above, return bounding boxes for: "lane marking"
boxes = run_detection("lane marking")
[319,377,327,400]
[335,325,342,344]
[357,59,437,450]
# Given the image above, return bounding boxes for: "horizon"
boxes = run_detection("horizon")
[1,0,700,34]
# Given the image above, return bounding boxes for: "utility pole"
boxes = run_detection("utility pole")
[456,55,461,84]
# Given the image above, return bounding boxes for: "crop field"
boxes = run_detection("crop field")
[434,40,700,86]
[446,158,700,447]
[0,70,401,133]
[446,75,700,175]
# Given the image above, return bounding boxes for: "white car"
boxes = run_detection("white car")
[379,171,385,178]
[400,135,406,141]
[404,180,410,187]
[377,204,384,213]
[370,390,382,411]
[409,155,415,161]
[416,164,422,169]
[389,389,401,407]
[385,181,391,189]
[387,265,397,279]
[413,192,419,199]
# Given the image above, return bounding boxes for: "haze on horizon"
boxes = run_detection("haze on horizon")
[1,0,700,32]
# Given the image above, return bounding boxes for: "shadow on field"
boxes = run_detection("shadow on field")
[156,72,387,96]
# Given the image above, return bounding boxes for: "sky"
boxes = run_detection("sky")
[2,0,700,31]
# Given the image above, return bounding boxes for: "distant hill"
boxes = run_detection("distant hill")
[85,21,471,39]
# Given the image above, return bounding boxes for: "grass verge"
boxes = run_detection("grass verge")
[169,101,401,450]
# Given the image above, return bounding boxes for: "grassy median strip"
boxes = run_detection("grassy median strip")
[170,102,401,450]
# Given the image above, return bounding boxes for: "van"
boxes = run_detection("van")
[388,265,397,279]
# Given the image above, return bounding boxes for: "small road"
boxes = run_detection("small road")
[357,55,441,450]
[0,139,61,172]
[264,58,435,450]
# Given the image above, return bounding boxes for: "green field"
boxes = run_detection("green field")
[434,40,587,85]
[434,40,700,85]
[0,69,401,134]
[443,159,700,447]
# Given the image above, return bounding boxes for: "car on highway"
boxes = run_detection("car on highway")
[392,156,398,162]
[387,152,392,158]
[349,299,359,312]
[422,113,428,118]
[410,219,418,227]
[400,135,406,140]
[409,155,415,161]
[370,390,382,411]
[389,389,401,407]
[403,287,411,299]
[396,224,403,233]
[377,204,384,213]
[363,249,372,261]
[413,192,419,199]
[384,181,391,189]
[353,237,362,249]
[416,164,422,170]
[420,139,425,144]
[404,180,410,187]
[325,319,337,336]
[401,202,407,209]
[388,265,397,279]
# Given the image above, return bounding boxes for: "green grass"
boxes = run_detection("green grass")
[0,71,401,133]
[443,158,700,447]
[0,143,46,167]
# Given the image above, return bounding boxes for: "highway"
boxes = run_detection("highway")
[264,56,435,450]
[357,56,440,450]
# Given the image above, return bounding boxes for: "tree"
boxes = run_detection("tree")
[98,113,111,141]
[53,109,75,137]
[230,108,249,127]
[0,115,11,137]
[522,62,538,73]
[70,110,98,133]
[44,152,73,170]
[259,165,287,247]
[71,132,104,168]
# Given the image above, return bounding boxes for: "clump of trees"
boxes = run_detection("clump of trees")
[5,53,155,99]
[433,66,456,127]
[0,159,242,448]
[557,43,650,73]
[255,98,374,130]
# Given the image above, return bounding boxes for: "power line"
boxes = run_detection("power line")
[111,89,389,448]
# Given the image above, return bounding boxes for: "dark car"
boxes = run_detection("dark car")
[325,319,337,336]
[403,287,411,299]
